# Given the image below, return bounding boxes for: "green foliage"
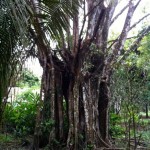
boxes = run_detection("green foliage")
[110,32,150,147]
[87,144,94,150]
[0,1,21,111]
[40,119,55,135]
[0,134,14,143]
[137,34,150,69]
[4,91,40,137]
[138,116,150,127]
[138,124,150,148]
[109,113,125,138]
[17,68,40,88]
[142,130,150,142]
[42,0,79,40]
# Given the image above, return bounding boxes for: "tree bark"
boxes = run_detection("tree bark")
[145,103,149,118]
[99,79,110,141]
[30,0,147,149]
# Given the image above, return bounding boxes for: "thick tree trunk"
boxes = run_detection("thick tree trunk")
[83,77,100,147]
[78,83,86,147]
[67,76,80,149]
[99,79,110,141]
[38,66,55,148]
[55,70,64,141]
[66,77,74,148]
[31,0,144,149]
[81,73,111,148]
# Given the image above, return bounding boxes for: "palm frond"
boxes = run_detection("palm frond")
[0,1,26,105]
[0,0,80,103]
[33,0,80,41]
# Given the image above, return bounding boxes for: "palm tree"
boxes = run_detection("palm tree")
[0,0,24,126]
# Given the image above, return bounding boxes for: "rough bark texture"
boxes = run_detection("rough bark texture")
[30,0,148,149]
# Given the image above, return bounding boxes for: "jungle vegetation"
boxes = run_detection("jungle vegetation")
[0,0,150,149]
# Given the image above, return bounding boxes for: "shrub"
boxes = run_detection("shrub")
[4,90,40,137]
[109,113,125,138]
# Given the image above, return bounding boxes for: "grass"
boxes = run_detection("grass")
[0,133,33,150]
[0,133,20,149]
[139,111,150,117]
[0,133,15,143]
[139,130,150,148]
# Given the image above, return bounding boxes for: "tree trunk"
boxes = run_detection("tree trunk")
[55,70,64,141]
[67,75,80,149]
[145,103,149,118]
[31,0,145,149]
[99,79,110,141]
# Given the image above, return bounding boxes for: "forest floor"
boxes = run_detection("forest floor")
[0,134,33,150]
[0,114,150,150]
[114,115,150,149]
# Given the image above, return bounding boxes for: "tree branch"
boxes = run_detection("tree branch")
[86,0,105,39]
[129,13,150,31]
[86,0,104,18]
[110,2,129,26]
[105,0,142,68]
[130,26,150,52]
[79,0,86,39]
[118,26,150,63]
[91,9,106,42]
[114,0,137,54]
[133,0,142,10]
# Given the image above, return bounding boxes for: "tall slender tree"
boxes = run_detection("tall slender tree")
[0,0,27,127]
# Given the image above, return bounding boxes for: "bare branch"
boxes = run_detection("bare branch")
[98,1,118,52]
[73,12,79,54]
[118,25,150,63]
[86,0,104,18]
[130,26,150,51]
[108,35,138,44]
[110,2,129,26]
[110,0,141,28]
[133,0,142,10]
[129,13,150,31]
[105,0,142,67]
[85,0,104,39]
[108,0,118,22]
[79,0,86,39]
[107,35,139,51]
[115,0,137,52]
[91,9,106,42]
